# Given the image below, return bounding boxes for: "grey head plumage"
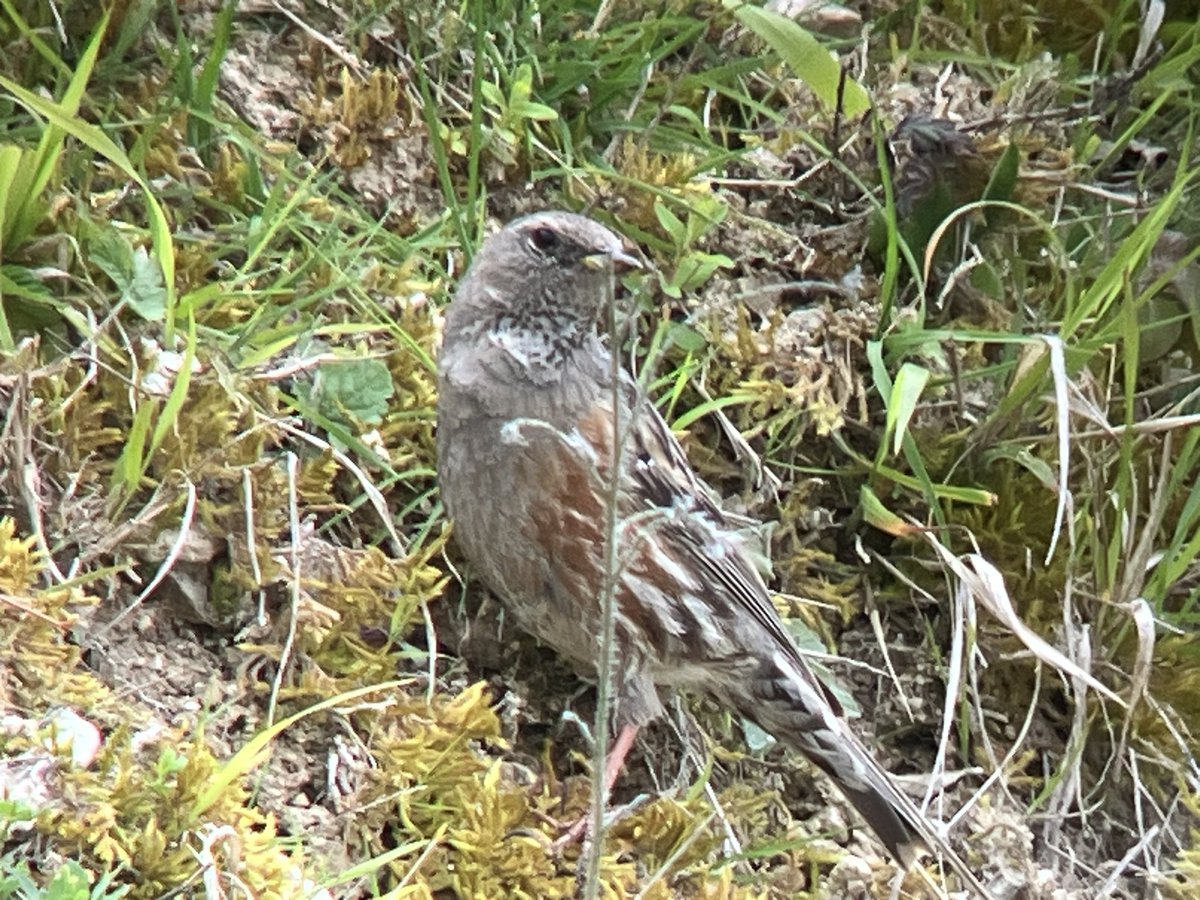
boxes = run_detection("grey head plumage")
[441,211,641,365]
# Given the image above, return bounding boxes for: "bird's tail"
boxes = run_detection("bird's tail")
[723,648,991,897]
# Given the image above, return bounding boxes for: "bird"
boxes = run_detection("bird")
[435,210,987,894]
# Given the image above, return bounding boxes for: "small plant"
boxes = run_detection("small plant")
[480,62,558,168]
[652,195,733,299]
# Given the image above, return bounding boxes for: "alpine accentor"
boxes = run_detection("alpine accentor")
[436,210,982,889]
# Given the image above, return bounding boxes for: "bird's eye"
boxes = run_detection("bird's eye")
[529,226,560,253]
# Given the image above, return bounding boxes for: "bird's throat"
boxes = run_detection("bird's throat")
[487,319,589,381]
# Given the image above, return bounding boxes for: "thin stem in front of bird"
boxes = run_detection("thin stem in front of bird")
[582,266,631,900]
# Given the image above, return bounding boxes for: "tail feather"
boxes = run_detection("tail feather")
[726,650,992,898]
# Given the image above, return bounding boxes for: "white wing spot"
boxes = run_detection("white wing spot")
[499,420,530,445]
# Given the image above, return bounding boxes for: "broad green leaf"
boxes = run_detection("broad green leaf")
[675,250,734,294]
[42,860,91,900]
[728,2,870,117]
[480,81,504,106]
[314,357,396,427]
[125,247,168,322]
[654,201,688,248]
[511,63,535,97]
[509,99,558,121]
[0,264,70,336]
[970,260,1004,298]
[666,321,708,353]
[742,719,776,752]
[91,231,167,322]
[887,362,930,456]
[684,195,728,243]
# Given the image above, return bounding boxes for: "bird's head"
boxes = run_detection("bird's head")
[445,211,641,353]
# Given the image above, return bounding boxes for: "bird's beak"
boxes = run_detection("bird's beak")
[610,248,643,273]
[583,248,643,273]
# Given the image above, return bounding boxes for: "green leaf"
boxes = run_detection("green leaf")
[742,719,775,752]
[865,339,891,401]
[666,321,708,353]
[193,681,409,818]
[981,443,1057,489]
[0,797,37,823]
[90,232,167,322]
[125,247,167,321]
[684,195,728,243]
[43,860,90,900]
[3,9,111,252]
[0,264,71,335]
[675,251,734,294]
[859,484,920,536]
[982,141,1020,204]
[876,461,997,506]
[0,147,19,348]
[480,80,504,107]
[0,144,24,245]
[654,201,688,248]
[511,63,535,98]
[886,362,930,456]
[970,260,1004,298]
[727,1,870,117]
[143,311,198,492]
[314,358,396,427]
[112,399,155,493]
[1063,171,1190,339]
[671,391,757,430]
[190,0,235,158]
[982,141,1020,227]
[508,99,559,121]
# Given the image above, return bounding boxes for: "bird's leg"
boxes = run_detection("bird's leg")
[601,722,639,795]
[553,723,640,849]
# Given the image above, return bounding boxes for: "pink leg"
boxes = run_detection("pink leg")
[602,723,639,794]
[554,724,640,848]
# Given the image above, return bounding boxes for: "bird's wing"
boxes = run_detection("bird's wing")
[620,390,996,895]
[565,377,991,897]
[598,374,846,716]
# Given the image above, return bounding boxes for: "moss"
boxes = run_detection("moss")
[0,519,308,896]
[0,520,105,709]
[1166,791,1200,897]
[301,68,409,170]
